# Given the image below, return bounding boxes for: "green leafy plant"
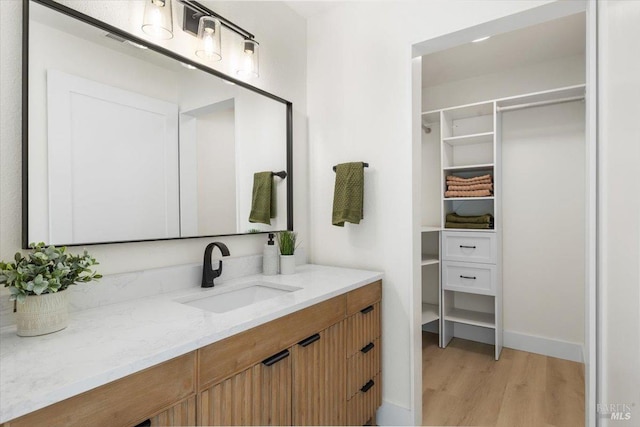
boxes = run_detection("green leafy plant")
[276,231,299,256]
[0,242,102,303]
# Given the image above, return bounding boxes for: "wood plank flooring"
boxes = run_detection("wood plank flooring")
[422,332,584,427]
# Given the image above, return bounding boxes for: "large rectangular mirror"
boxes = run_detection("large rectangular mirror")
[24,0,292,247]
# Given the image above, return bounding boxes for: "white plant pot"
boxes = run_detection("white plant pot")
[280,255,296,275]
[16,291,69,337]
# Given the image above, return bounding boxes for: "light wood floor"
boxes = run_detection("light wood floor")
[422,332,585,427]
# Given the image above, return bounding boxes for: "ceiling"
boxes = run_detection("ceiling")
[422,13,585,88]
[284,1,341,19]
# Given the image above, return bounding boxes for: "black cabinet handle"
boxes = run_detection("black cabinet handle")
[262,349,290,366]
[360,342,375,354]
[360,305,374,314]
[460,275,476,280]
[134,420,151,427]
[460,245,476,249]
[298,333,321,347]
[360,379,375,393]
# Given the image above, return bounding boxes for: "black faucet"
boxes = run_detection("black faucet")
[202,242,230,288]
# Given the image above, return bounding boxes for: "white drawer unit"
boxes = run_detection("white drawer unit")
[442,231,497,264]
[442,261,496,296]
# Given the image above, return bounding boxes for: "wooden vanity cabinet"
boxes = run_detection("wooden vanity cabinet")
[2,352,197,427]
[2,280,382,427]
[292,320,347,426]
[197,280,382,426]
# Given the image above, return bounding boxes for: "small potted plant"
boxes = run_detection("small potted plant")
[276,231,298,275]
[0,242,101,337]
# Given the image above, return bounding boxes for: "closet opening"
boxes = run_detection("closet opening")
[412,2,595,426]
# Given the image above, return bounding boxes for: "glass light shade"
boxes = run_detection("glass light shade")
[236,39,259,78]
[141,0,173,40]
[195,16,222,61]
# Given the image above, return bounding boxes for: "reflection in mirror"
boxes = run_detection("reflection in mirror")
[26,0,291,246]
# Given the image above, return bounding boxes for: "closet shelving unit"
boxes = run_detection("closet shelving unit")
[420,83,586,360]
[420,227,441,334]
[420,112,443,342]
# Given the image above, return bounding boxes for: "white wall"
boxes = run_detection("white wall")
[196,107,237,235]
[306,1,556,423]
[0,0,307,275]
[422,54,585,111]
[502,102,585,346]
[598,1,640,424]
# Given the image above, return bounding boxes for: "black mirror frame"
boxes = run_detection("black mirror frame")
[22,0,293,248]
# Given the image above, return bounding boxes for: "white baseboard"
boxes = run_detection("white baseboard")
[429,323,584,363]
[376,400,414,426]
[503,330,584,363]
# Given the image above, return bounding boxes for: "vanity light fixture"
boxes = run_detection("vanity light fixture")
[472,36,491,43]
[236,39,259,78]
[181,0,260,77]
[141,0,174,40]
[195,16,222,61]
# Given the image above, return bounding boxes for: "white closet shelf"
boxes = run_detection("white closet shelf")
[421,226,441,233]
[421,303,439,325]
[442,132,494,146]
[445,308,495,328]
[443,196,494,201]
[421,255,439,266]
[443,163,494,172]
[443,228,495,233]
[441,100,494,120]
[421,110,440,125]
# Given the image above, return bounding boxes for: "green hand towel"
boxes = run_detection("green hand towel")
[332,162,364,227]
[249,172,276,225]
[445,222,492,229]
[446,213,493,224]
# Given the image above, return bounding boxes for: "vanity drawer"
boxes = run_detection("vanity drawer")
[442,261,496,296]
[442,231,496,264]
[347,338,381,399]
[346,302,381,357]
[4,352,196,427]
[347,373,381,426]
[346,280,382,316]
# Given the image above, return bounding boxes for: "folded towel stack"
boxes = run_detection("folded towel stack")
[445,212,494,229]
[445,174,493,198]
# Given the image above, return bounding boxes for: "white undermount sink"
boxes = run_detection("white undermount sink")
[177,281,301,313]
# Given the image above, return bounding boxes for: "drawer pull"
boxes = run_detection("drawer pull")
[134,420,151,427]
[460,245,476,249]
[361,342,375,354]
[360,379,375,393]
[262,349,290,366]
[360,305,374,314]
[298,333,321,347]
[460,275,477,280]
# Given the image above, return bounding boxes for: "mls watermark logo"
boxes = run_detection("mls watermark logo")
[597,403,634,421]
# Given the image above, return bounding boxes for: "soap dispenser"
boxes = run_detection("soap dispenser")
[263,233,279,275]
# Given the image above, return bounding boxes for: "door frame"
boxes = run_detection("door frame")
[410,1,597,425]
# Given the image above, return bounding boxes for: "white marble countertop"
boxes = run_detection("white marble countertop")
[0,264,382,423]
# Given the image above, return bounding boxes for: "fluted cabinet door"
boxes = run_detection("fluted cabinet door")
[292,321,347,426]
[198,349,292,426]
[148,396,196,426]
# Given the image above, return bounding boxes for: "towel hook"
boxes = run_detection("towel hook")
[332,162,369,172]
[272,171,287,179]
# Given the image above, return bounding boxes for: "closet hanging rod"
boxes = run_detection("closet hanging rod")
[332,162,369,172]
[497,95,584,113]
